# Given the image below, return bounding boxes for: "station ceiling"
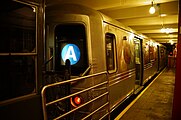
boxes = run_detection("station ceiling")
[46,0,179,44]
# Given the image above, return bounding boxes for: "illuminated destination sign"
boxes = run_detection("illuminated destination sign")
[61,44,81,65]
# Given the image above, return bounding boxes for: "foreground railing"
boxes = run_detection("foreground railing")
[41,71,109,120]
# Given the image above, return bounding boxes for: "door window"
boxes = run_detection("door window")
[105,33,116,72]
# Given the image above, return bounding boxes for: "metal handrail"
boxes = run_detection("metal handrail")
[46,81,108,107]
[41,71,108,120]
[44,56,53,65]
[55,92,109,120]
[81,64,92,76]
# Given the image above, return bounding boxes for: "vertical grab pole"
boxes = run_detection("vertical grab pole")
[65,59,71,120]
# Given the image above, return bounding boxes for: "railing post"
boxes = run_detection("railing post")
[65,59,71,120]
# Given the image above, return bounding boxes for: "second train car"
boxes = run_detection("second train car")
[42,3,167,120]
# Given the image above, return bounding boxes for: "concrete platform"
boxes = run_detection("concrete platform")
[115,68,175,120]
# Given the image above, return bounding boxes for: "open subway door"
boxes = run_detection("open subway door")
[134,37,143,93]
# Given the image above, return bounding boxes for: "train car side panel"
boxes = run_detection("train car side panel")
[103,22,135,110]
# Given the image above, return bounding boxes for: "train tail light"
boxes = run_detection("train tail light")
[70,95,82,107]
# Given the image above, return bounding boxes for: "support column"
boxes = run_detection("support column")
[172,1,181,120]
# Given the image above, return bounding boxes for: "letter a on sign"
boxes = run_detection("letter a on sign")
[64,46,77,61]
[61,44,80,65]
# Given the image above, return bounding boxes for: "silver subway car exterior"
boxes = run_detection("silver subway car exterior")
[0,2,167,120]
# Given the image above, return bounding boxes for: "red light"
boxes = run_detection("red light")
[74,96,81,105]
[70,95,82,107]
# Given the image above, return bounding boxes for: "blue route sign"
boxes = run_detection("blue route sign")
[61,44,81,65]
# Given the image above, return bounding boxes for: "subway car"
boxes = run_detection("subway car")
[0,1,167,120]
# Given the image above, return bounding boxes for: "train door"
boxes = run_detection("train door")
[134,37,143,92]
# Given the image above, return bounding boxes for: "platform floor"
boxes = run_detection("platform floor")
[115,68,175,120]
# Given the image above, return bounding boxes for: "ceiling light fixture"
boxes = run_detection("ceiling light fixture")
[160,27,166,33]
[158,4,173,34]
[160,28,173,34]
[149,1,155,14]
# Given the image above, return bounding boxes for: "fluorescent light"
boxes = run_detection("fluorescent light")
[160,14,167,17]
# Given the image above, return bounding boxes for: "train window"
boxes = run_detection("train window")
[0,1,36,101]
[55,24,88,76]
[0,1,36,53]
[105,33,116,72]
